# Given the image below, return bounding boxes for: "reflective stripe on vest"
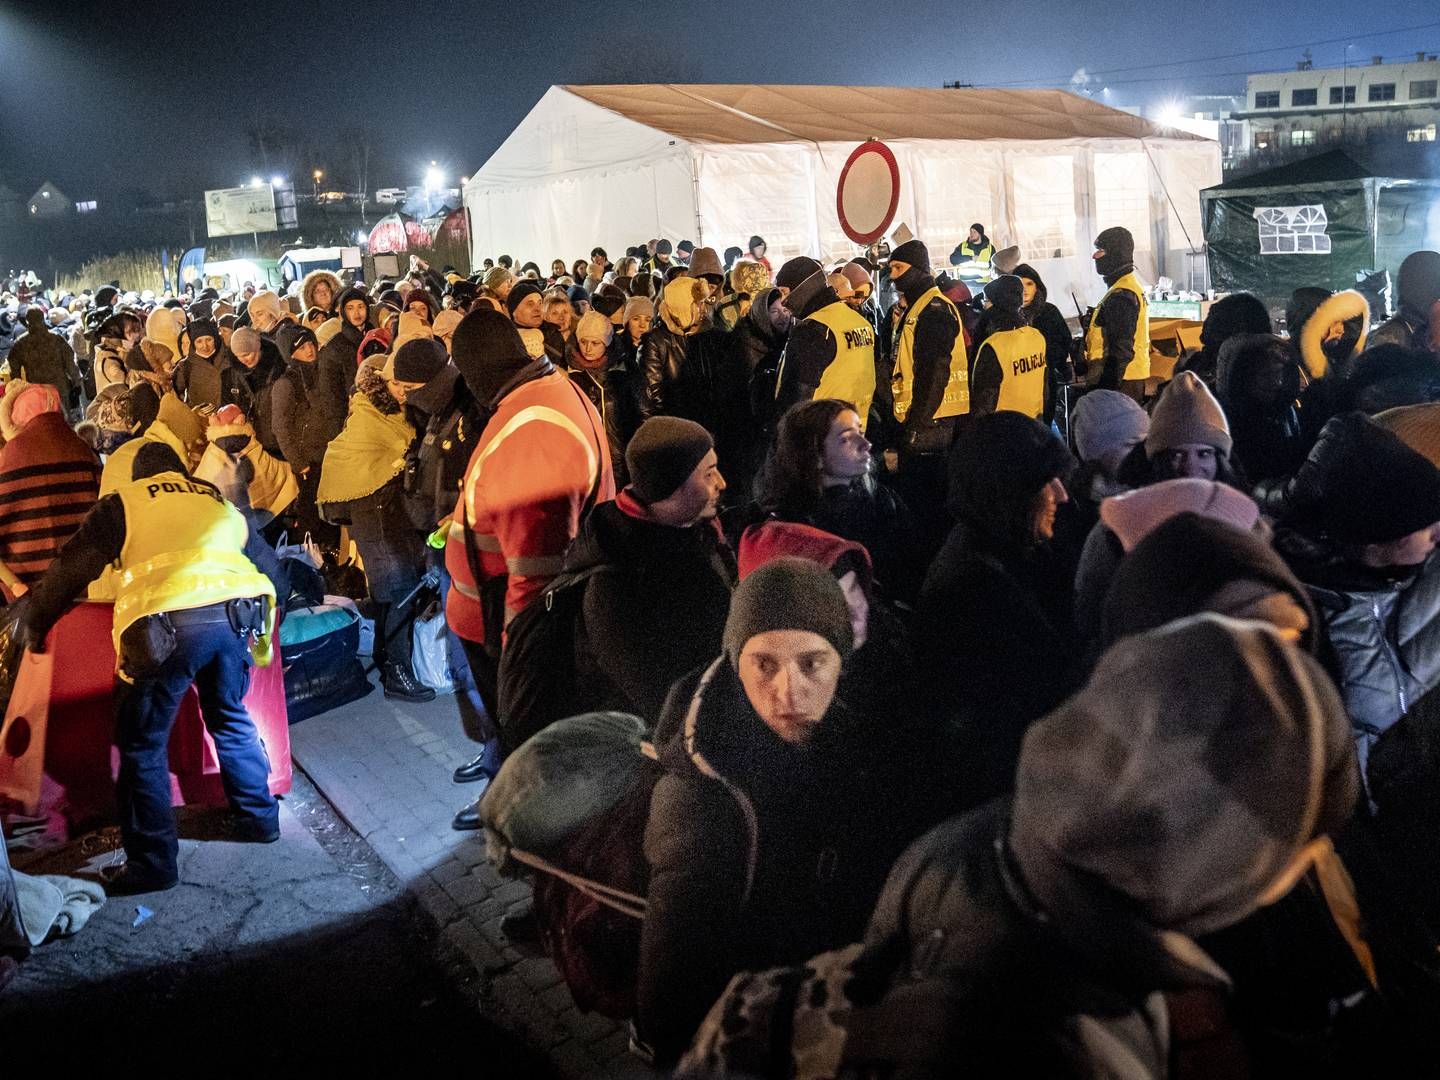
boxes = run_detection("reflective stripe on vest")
[112,472,276,663]
[892,286,969,423]
[1085,271,1151,382]
[987,326,1048,419]
[804,301,877,431]
[460,405,599,532]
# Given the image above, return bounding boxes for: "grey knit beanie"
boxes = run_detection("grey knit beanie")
[723,557,854,666]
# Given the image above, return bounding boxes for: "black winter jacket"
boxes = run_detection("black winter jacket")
[567,497,735,723]
[638,659,934,1064]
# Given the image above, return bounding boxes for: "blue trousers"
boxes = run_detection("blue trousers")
[113,619,278,881]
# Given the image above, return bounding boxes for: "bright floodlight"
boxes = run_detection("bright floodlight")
[271,175,284,187]
[250,177,264,188]
[425,166,445,190]
[1156,102,1183,126]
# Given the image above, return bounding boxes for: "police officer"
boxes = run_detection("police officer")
[23,443,283,895]
[949,223,997,284]
[887,238,969,458]
[970,275,1048,420]
[1085,226,1151,401]
[773,258,877,430]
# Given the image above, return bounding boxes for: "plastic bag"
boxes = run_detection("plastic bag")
[411,599,455,694]
[274,530,322,570]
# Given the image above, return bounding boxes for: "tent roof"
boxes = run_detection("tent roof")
[560,84,1206,144]
[1203,149,1381,194]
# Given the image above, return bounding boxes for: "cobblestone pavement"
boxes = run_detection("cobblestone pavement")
[288,691,656,1079]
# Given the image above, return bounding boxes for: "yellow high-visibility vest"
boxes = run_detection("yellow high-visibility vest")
[112,471,276,666]
[892,287,969,423]
[1085,271,1150,381]
[985,326,1048,419]
[804,301,877,430]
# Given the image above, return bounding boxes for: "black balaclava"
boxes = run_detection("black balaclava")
[1093,227,1136,283]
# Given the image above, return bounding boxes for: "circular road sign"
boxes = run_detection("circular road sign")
[836,140,900,246]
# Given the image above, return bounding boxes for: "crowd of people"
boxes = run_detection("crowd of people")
[3,232,1440,1075]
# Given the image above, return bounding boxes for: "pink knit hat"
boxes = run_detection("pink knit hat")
[1100,478,1261,552]
[10,383,62,429]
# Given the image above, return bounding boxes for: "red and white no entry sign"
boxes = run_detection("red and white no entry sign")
[836,140,900,246]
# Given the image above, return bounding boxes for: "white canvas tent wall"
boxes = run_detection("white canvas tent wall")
[463,84,1220,308]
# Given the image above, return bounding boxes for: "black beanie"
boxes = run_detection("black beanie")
[655,239,673,255]
[723,557,853,666]
[677,240,695,255]
[450,307,546,407]
[132,441,187,480]
[889,239,931,273]
[984,274,1025,312]
[377,289,404,312]
[392,337,450,383]
[775,257,823,292]
[724,246,744,269]
[625,416,714,504]
[506,280,542,315]
[748,235,766,252]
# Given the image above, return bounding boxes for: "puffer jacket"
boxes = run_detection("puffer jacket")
[1278,529,1440,787]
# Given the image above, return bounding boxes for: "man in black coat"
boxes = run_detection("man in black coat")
[567,416,736,723]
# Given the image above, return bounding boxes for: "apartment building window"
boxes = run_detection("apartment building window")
[1254,91,1280,108]
[1329,86,1356,104]
[1411,80,1438,99]
[1291,88,1318,106]
[75,200,97,213]
[1369,83,1396,102]
[1290,129,1316,147]
[1409,124,1438,143]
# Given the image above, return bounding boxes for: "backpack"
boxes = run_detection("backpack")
[531,758,661,1017]
[495,564,615,756]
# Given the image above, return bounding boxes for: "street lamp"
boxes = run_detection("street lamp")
[271,175,284,188]
[250,176,264,188]
[313,168,323,200]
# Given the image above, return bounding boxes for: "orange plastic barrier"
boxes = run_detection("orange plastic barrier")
[0,601,290,835]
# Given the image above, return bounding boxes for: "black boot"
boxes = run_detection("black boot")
[453,737,501,784]
[382,661,436,703]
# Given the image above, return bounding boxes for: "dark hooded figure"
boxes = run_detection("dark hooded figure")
[316,284,374,438]
[1012,262,1074,423]
[729,286,791,423]
[913,412,1080,808]
[1175,291,1272,387]
[1215,332,1308,484]
[172,318,224,409]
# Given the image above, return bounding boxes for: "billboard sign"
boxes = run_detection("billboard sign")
[205,186,278,238]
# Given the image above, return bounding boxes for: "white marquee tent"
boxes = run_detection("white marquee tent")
[462,84,1221,306]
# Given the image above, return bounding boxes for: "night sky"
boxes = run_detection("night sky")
[1,0,1435,203]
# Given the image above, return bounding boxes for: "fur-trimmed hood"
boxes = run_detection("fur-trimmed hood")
[1298,289,1368,379]
[301,269,343,314]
